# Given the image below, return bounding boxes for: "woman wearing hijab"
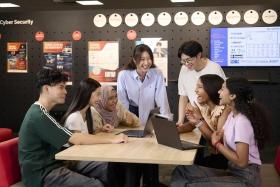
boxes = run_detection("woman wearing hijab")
[92,85,140,132]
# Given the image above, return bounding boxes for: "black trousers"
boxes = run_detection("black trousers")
[194,137,228,170]
[107,162,159,187]
[108,105,159,187]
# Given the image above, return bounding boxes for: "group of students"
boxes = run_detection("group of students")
[18,40,271,187]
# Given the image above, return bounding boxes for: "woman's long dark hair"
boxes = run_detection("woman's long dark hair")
[199,74,224,105]
[226,77,271,150]
[124,44,156,70]
[61,78,101,134]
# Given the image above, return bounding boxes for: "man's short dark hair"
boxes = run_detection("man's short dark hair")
[178,40,203,58]
[36,68,68,89]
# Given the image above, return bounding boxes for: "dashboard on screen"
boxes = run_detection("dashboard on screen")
[210,26,280,67]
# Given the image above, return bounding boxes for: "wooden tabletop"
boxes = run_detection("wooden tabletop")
[55,128,201,165]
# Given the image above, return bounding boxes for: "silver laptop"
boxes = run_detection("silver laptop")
[152,115,205,150]
[118,107,159,138]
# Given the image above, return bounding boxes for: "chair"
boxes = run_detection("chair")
[0,137,23,187]
[0,128,13,142]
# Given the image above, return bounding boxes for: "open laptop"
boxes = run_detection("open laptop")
[152,115,205,150]
[118,107,159,138]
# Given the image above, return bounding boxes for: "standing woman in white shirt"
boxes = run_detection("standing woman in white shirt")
[117,44,172,126]
[115,44,172,187]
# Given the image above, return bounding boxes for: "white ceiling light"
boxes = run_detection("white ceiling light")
[0,3,20,8]
[170,0,195,2]
[76,1,103,5]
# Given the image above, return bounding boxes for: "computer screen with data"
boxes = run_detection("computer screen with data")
[210,26,280,67]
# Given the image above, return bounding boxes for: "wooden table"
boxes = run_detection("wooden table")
[55,128,201,165]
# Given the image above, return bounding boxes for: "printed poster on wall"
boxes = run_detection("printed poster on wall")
[43,41,73,85]
[7,42,28,73]
[136,38,168,85]
[88,41,119,85]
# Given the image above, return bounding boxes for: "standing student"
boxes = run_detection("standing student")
[19,69,127,187]
[116,44,172,187]
[171,77,271,187]
[117,43,172,126]
[177,40,226,125]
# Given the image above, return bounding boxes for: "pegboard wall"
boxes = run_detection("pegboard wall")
[0,5,280,148]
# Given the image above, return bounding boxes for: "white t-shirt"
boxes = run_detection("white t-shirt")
[178,59,226,104]
[64,111,89,133]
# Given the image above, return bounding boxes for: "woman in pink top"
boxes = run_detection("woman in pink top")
[171,77,271,187]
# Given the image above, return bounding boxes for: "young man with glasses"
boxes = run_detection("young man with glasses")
[177,41,226,126]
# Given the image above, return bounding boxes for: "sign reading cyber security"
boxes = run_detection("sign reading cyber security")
[0,19,34,26]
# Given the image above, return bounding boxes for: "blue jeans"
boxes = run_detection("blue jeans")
[170,161,261,187]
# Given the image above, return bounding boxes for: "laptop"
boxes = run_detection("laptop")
[152,115,205,150]
[118,107,160,138]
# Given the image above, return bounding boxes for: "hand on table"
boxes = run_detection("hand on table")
[102,124,114,133]
[111,133,128,144]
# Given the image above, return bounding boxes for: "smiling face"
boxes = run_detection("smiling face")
[135,51,153,77]
[180,53,202,70]
[89,87,101,107]
[219,82,234,106]
[195,78,209,105]
[104,89,118,112]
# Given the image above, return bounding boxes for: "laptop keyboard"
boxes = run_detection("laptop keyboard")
[123,130,144,137]
[181,140,202,150]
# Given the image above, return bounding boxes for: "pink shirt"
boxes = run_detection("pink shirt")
[223,112,261,165]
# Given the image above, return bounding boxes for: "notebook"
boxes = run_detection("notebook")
[152,115,205,150]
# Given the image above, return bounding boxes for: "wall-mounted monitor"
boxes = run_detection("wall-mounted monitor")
[210,26,280,67]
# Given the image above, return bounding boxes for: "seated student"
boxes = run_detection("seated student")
[92,85,141,132]
[62,78,115,134]
[171,77,271,187]
[19,68,128,187]
[61,79,120,186]
[177,74,230,169]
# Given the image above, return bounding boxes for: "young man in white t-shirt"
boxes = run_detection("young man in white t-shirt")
[177,41,226,126]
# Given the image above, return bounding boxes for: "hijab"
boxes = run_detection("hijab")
[94,86,118,127]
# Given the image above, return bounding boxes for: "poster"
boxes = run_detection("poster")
[88,41,119,85]
[7,42,28,73]
[136,38,168,85]
[43,41,73,85]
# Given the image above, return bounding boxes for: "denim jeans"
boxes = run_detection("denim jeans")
[170,161,261,187]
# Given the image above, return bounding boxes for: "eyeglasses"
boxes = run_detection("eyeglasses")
[180,57,196,65]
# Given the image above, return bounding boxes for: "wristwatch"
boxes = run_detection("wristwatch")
[195,118,204,128]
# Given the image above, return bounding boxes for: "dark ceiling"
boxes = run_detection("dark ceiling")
[0,0,279,12]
